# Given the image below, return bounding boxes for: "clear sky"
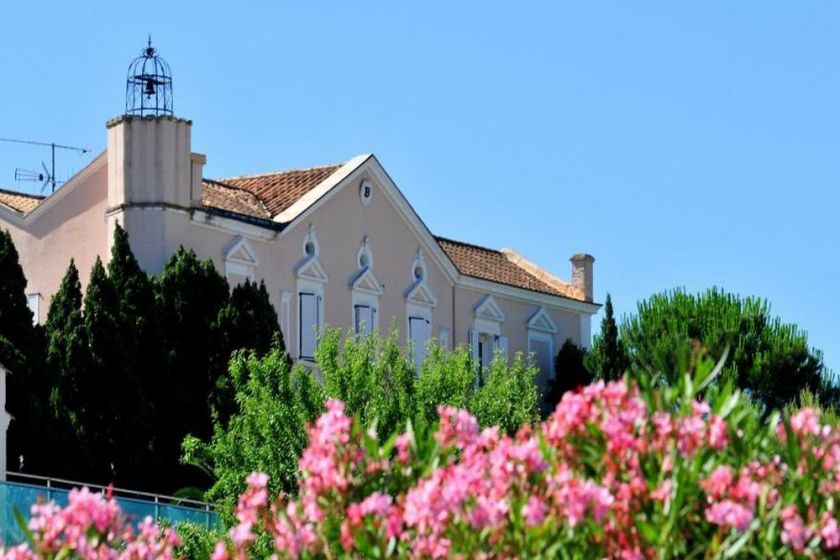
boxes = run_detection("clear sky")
[0,2,837,370]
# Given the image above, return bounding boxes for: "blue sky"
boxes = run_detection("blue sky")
[0,2,838,370]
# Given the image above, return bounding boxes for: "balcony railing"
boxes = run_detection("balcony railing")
[0,472,220,546]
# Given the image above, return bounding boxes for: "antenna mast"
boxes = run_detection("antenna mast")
[0,137,90,193]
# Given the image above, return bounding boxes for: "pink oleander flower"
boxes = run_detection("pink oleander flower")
[780,506,811,552]
[522,496,547,526]
[705,500,754,531]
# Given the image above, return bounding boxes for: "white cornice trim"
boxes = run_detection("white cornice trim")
[0,151,107,226]
[460,276,601,315]
[274,154,461,285]
[350,266,384,296]
[365,159,461,282]
[527,306,558,334]
[475,294,506,322]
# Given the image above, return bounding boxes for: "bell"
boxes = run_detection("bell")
[144,78,156,98]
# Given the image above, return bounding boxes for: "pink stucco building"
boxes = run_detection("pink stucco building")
[0,45,600,395]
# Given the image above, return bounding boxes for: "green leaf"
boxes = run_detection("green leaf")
[13,506,36,549]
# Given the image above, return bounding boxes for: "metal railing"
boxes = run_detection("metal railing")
[0,473,220,545]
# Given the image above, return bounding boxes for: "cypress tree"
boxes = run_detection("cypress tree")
[83,255,151,486]
[156,247,230,492]
[81,257,121,481]
[213,279,284,423]
[587,294,629,382]
[0,229,46,474]
[106,224,160,488]
[44,260,90,479]
[546,339,593,412]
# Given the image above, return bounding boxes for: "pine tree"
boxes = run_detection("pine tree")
[587,294,629,381]
[44,260,90,479]
[0,229,47,474]
[622,288,833,412]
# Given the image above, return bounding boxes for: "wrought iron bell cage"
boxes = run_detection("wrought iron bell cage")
[125,37,173,117]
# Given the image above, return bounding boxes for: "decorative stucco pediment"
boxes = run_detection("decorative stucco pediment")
[405,280,438,308]
[350,267,384,296]
[224,236,259,279]
[296,255,329,283]
[475,294,505,322]
[527,306,558,334]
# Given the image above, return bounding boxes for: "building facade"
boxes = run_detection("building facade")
[0,49,599,393]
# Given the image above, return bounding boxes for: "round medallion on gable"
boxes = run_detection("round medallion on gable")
[359,179,374,206]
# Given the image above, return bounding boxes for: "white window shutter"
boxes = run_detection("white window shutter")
[439,327,450,350]
[409,317,429,366]
[469,328,478,361]
[300,293,318,359]
[499,336,509,361]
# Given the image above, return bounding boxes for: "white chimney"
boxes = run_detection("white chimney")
[570,253,595,303]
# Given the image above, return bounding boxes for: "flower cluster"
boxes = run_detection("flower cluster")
[0,486,181,559]
[10,364,840,558]
[213,374,840,559]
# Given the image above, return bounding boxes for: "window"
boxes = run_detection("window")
[409,316,431,367]
[26,293,40,326]
[299,292,321,361]
[354,304,376,336]
[527,307,558,392]
[528,331,554,394]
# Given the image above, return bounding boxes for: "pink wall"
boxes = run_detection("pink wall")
[0,158,110,324]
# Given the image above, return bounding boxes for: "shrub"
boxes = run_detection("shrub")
[470,352,539,434]
[1,486,180,559]
[212,351,840,559]
[181,349,324,515]
[544,338,593,413]
[187,329,541,509]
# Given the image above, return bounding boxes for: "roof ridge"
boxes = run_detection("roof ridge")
[202,178,272,217]
[434,235,504,255]
[0,187,45,200]
[500,248,582,298]
[218,162,343,182]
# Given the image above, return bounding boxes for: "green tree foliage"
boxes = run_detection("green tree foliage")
[104,225,158,487]
[586,293,628,381]
[413,343,476,431]
[470,353,540,434]
[44,260,91,479]
[156,247,231,491]
[82,257,125,480]
[622,288,834,412]
[544,339,593,413]
[317,329,416,439]
[181,349,324,513]
[213,280,283,423]
[0,229,47,474]
[188,328,541,509]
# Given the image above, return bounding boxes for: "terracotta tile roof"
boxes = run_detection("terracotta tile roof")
[0,188,45,213]
[201,179,271,219]
[435,236,584,301]
[209,164,343,218]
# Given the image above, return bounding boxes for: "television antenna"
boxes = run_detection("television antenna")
[0,137,90,193]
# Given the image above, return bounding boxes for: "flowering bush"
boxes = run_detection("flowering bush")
[9,352,840,558]
[212,354,840,559]
[0,486,181,559]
